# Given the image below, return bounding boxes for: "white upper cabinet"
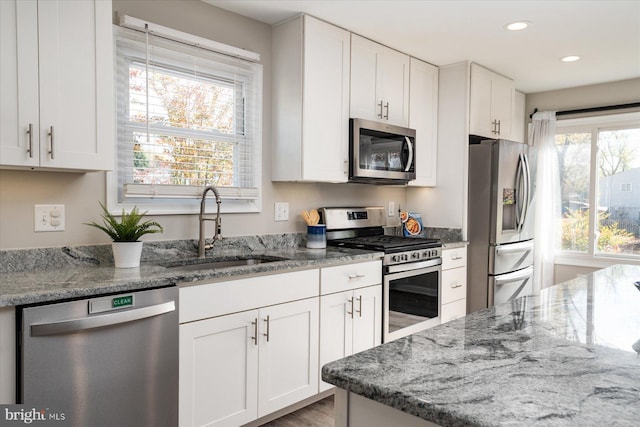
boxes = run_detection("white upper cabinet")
[272,15,351,182]
[350,34,410,127]
[0,0,113,171]
[469,63,514,140]
[408,57,439,187]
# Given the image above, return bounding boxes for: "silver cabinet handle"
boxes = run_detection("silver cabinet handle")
[263,315,270,342]
[450,255,463,260]
[48,126,55,159]
[356,295,362,317]
[26,124,33,158]
[30,301,175,336]
[450,282,463,289]
[347,298,354,318]
[497,119,501,135]
[383,102,389,120]
[251,318,258,346]
[378,101,383,118]
[348,273,366,280]
[495,240,534,254]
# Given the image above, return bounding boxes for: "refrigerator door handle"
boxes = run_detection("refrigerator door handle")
[495,240,534,254]
[494,266,534,286]
[515,154,525,232]
[520,153,532,232]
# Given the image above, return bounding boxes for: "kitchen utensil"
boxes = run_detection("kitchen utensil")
[309,209,320,225]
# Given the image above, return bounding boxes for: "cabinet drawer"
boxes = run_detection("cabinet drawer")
[441,266,467,305]
[442,246,467,270]
[321,261,381,295]
[179,269,319,323]
[441,299,467,324]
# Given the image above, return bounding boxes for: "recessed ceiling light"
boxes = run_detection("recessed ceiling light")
[561,55,581,62]
[505,21,529,31]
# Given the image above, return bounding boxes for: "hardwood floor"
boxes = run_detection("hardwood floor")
[260,396,335,427]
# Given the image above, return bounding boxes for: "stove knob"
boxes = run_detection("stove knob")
[391,255,399,263]
[411,252,420,260]
[423,251,430,258]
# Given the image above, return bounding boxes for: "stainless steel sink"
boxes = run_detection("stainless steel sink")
[161,255,286,271]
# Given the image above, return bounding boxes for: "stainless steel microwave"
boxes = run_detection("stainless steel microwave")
[349,118,416,184]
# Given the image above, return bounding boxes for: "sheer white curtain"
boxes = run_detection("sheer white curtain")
[529,111,560,291]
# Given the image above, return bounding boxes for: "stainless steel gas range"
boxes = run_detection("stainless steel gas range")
[321,207,442,342]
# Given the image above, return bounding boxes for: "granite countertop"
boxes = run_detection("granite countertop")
[0,234,382,307]
[322,264,640,426]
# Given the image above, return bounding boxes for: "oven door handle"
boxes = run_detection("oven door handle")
[387,258,441,274]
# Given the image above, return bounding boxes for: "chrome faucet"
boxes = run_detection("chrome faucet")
[198,186,223,258]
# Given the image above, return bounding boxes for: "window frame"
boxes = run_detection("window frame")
[107,25,263,215]
[554,111,640,267]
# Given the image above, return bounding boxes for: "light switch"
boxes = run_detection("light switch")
[34,204,65,232]
[274,202,289,221]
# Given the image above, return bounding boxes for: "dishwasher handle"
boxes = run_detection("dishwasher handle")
[30,301,176,337]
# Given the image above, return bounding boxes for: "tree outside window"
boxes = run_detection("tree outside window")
[556,126,640,257]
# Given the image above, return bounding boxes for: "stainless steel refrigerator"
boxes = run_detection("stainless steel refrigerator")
[467,138,536,313]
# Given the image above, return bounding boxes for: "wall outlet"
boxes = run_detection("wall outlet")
[34,204,65,232]
[274,202,289,221]
[388,201,395,217]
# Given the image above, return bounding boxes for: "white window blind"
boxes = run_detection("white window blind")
[113,23,262,212]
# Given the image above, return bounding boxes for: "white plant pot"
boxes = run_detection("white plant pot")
[112,241,143,268]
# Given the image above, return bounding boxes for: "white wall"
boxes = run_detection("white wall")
[0,0,406,250]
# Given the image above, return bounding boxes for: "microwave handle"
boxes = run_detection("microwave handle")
[404,136,414,172]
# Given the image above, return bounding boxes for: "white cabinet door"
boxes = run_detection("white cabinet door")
[0,0,113,171]
[258,298,319,417]
[350,35,380,123]
[352,285,382,354]
[469,64,514,140]
[179,310,259,427]
[272,15,349,182]
[469,64,493,138]
[441,247,467,324]
[37,0,113,170]
[491,73,513,139]
[379,47,410,127]
[319,285,382,392]
[408,57,439,187]
[301,16,350,182]
[350,35,409,127]
[0,0,39,167]
[319,291,352,392]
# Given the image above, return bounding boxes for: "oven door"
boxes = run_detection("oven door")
[383,258,441,343]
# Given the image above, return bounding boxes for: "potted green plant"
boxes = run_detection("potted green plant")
[85,202,163,268]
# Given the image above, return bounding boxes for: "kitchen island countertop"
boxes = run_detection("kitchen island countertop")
[322,264,640,426]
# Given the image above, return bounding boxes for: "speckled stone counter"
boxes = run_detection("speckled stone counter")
[323,264,640,426]
[0,234,383,307]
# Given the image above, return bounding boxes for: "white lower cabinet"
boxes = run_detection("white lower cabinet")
[180,310,259,427]
[441,246,468,324]
[257,298,319,417]
[179,269,320,427]
[319,261,382,392]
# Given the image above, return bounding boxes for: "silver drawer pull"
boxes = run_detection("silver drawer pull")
[348,273,366,280]
[450,255,463,260]
[450,282,462,289]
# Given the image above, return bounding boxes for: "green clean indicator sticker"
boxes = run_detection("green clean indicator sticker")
[112,295,133,308]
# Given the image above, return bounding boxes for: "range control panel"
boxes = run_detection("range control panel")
[383,247,442,266]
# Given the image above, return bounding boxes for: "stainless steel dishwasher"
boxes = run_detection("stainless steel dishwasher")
[18,286,178,427]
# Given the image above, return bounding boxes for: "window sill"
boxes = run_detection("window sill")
[554,253,640,269]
